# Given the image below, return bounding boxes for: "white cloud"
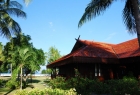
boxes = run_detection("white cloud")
[49,22,56,32]
[105,32,116,41]
[49,22,53,27]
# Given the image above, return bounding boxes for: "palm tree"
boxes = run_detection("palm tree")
[19,48,33,90]
[13,47,34,90]
[0,0,26,38]
[78,0,140,45]
[0,42,4,77]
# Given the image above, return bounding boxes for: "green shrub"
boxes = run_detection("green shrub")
[6,80,19,89]
[91,79,109,94]
[47,69,140,95]
[66,69,95,95]
[48,69,94,95]
[67,76,94,95]
[44,78,50,84]
[0,79,7,87]
[107,77,140,95]
[48,76,70,90]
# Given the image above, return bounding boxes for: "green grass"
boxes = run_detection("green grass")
[0,76,49,95]
[0,87,11,95]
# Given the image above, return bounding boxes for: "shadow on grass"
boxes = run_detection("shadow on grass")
[4,89,14,95]
[44,80,50,83]
[26,84,35,89]
[28,79,41,83]
[0,87,14,95]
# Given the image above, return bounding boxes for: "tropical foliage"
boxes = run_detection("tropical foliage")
[46,46,62,64]
[0,43,4,62]
[41,69,47,74]
[0,0,26,38]
[78,0,140,44]
[1,33,46,89]
[46,46,62,75]
[48,69,140,95]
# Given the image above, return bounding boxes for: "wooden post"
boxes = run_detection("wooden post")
[20,66,22,90]
[95,64,97,76]
[99,64,101,76]
[109,69,114,79]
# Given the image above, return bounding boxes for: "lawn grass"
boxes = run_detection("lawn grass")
[0,87,11,95]
[0,76,48,95]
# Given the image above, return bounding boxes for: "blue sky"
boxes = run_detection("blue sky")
[0,0,137,71]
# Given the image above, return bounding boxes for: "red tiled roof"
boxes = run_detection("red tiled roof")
[47,38,140,68]
[74,40,117,58]
[113,38,140,58]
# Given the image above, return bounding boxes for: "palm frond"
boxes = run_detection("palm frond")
[0,0,26,38]
[78,0,114,27]
[6,8,26,18]
[2,13,22,36]
[122,0,137,34]
[11,20,21,34]
[9,1,23,9]
[0,21,11,38]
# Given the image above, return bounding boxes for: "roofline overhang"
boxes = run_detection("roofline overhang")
[47,56,119,68]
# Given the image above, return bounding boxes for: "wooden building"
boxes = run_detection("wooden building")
[47,38,140,80]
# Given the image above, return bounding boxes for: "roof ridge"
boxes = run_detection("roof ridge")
[115,38,137,45]
[79,39,116,47]
[73,45,88,56]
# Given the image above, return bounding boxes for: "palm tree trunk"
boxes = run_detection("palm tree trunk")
[11,64,12,78]
[20,66,22,90]
[132,0,140,46]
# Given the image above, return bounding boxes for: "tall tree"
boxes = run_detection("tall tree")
[0,42,4,76]
[0,42,4,62]
[78,0,140,45]
[12,47,34,90]
[0,0,26,38]
[46,46,62,64]
[46,46,62,77]
[2,33,32,73]
[2,33,46,89]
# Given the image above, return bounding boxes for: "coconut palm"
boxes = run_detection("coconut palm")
[0,0,26,38]
[0,43,4,76]
[78,0,140,45]
[13,47,34,90]
[2,47,33,89]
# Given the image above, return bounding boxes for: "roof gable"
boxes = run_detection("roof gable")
[47,38,140,68]
[74,40,117,58]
